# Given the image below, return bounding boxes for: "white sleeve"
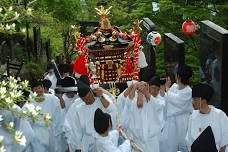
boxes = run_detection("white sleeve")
[117,140,131,152]
[109,130,120,147]
[65,109,83,151]
[117,90,127,116]
[120,97,133,129]
[185,114,193,152]
[165,88,192,109]
[101,139,131,152]
[220,111,228,148]
[52,97,64,136]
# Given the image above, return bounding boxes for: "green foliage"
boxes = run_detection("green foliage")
[20,62,44,81]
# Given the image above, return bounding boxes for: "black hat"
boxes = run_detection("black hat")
[191,126,217,152]
[192,83,214,102]
[94,108,111,134]
[58,64,72,75]
[61,76,77,87]
[177,64,193,79]
[77,75,91,98]
[29,79,43,89]
[148,76,161,87]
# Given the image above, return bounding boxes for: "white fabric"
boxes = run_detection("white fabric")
[63,95,116,152]
[160,83,192,152]
[95,130,131,152]
[48,88,55,94]
[63,98,83,152]
[138,50,148,68]
[44,74,57,89]
[62,93,79,112]
[186,106,228,151]
[0,108,34,152]
[124,93,165,152]
[24,94,64,152]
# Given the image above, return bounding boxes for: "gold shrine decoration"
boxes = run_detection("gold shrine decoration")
[95,6,113,30]
[131,19,143,34]
[95,6,112,18]
[71,25,81,42]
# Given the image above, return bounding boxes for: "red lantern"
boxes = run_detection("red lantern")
[182,20,196,35]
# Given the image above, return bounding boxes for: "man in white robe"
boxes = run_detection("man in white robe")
[94,108,131,152]
[63,75,116,152]
[44,63,57,90]
[61,76,79,112]
[25,79,64,152]
[123,77,165,152]
[0,107,34,152]
[160,64,193,152]
[186,83,228,152]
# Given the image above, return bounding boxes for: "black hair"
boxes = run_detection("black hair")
[94,108,112,135]
[42,79,52,90]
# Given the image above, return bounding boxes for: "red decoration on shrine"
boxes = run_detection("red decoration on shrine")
[72,55,87,75]
[129,32,141,80]
[72,37,94,83]
[182,20,196,35]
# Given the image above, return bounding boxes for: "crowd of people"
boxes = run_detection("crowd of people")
[0,62,228,152]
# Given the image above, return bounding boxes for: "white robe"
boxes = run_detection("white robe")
[24,94,63,152]
[62,93,79,112]
[63,98,83,152]
[0,108,34,152]
[160,83,193,152]
[44,74,57,89]
[186,106,228,152]
[63,95,116,152]
[95,130,131,152]
[125,94,165,152]
[117,90,128,127]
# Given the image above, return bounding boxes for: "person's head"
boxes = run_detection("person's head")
[30,79,44,97]
[62,76,77,98]
[176,64,192,85]
[42,79,52,93]
[46,62,55,75]
[94,108,112,136]
[77,75,95,104]
[192,83,214,110]
[58,64,72,78]
[148,76,161,97]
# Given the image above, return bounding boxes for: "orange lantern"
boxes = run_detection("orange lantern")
[182,20,196,35]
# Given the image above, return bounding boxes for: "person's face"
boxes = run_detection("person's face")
[81,91,95,105]
[66,92,76,98]
[32,85,44,97]
[149,85,160,97]
[192,97,201,110]
[63,72,70,78]
[48,69,55,75]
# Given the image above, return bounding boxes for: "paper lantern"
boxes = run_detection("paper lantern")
[182,20,196,35]
[146,31,161,46]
